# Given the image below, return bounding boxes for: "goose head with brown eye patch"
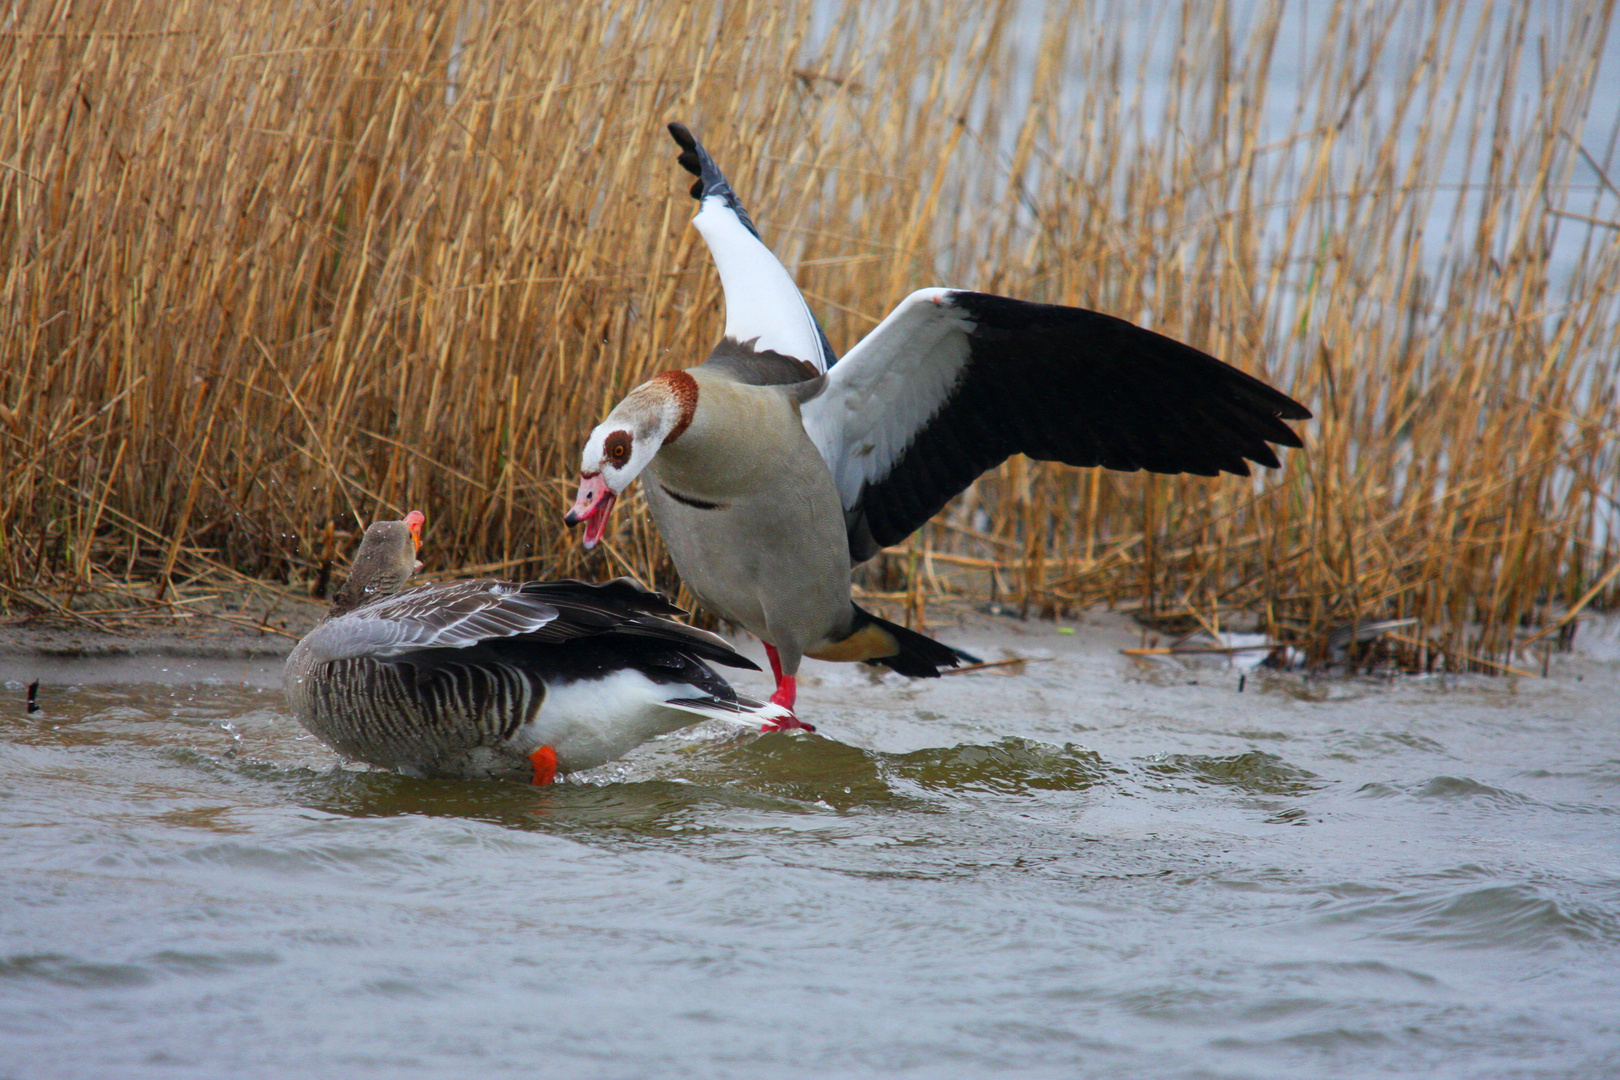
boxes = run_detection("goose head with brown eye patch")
[565,371,697,549]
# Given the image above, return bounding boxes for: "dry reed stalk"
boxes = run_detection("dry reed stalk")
[1,0,1616,670]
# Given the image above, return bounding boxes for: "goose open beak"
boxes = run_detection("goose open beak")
[564,474,617,550]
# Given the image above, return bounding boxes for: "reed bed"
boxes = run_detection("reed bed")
[2,0,1617,672]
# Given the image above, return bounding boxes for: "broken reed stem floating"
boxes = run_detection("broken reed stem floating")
[0,0,1616,671]
[1121,645,1279,657]
[1383,633,1540,680]
[939,656,1054,676]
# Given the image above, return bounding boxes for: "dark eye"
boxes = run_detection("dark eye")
[605,427,635,466]
[604,430,633,466]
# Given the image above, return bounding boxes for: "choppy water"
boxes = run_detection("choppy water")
[3,621,1619,1079]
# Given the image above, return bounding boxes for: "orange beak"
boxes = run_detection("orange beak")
[403,510,425,552]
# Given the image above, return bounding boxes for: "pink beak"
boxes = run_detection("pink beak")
[564,474,617,550]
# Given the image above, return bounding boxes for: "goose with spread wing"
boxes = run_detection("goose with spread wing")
[566,124,1311,730]
[284,511,782,783]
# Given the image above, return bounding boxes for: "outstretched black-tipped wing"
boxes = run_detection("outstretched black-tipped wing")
[667,122,837,373]
[800,289,1311,563]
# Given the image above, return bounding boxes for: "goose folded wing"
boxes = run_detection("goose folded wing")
[799,289,1311,563]
[517,578,760,669]
[302,577,759,671]
[298,582,564,664]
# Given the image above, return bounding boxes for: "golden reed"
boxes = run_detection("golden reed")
[2,0,1616,672]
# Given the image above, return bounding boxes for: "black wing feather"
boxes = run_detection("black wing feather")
[668,122,762,238]
[846,292,1309,561]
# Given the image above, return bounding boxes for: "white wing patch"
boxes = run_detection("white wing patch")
[692,196,827,370]
[799,288,976,511]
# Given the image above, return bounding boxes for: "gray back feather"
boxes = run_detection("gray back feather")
[301,581,561,664]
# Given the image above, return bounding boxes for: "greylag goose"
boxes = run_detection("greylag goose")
[284,511,781,783]
[567,124,1311,729]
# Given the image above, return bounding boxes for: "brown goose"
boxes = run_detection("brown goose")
[566,124,1311,729]
[283,511,781,783]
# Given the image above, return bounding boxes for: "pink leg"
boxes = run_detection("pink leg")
[761,643,815,732]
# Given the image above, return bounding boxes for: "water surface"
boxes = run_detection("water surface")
[2,620,1618,1079]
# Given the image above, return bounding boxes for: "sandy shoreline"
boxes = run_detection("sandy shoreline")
[5,600,1617,716]
[0,600,1074,690]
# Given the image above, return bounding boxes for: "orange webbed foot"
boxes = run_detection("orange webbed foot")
[530,745,558,786]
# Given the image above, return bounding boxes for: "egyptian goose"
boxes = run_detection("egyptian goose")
[567,124,1310,729]
[283,511,780,783]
